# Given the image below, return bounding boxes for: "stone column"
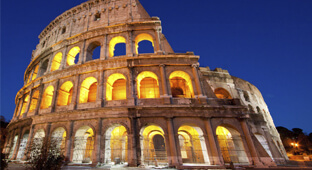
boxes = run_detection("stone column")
[159,64,171,104]
[23,86,34,118]
[71,74,81,110]
[16,90,26,119]
[93,119,102,164]
[191,64,207,104]
[96,70,104,107]
[240,119,264,166]
[35,80,45,115]
[127,31,135,57]
[79,40,87,64]
[204,118,222,165]
[60,46,68,69]
[104,35,109,60]
[12,128,23,160]
[128,117,138,166]
[166,118,179,167]
[128,67,137,106]
[51,79,60,112]
[66,121,74,161]
[46,52,54,73]
[14,98,22,120]
[154,27,163,54]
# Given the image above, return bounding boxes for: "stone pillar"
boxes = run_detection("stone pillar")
[60,46,68,69]
[240,119,264,166]
[72,74,81,110]
[191,64,207,104]
[66,121,74,161]
[154,27,163,54]
[104,35,110,60]
[96,70,104,107]
[127,31,135,57]
[23,87,34,118]
[166,118,179,167]
[51,79,60,112]
[35,81,45,115]
[128,67,137,106]
[204,119,222,165]
[12,128,23,160]
[93,119,102,164]
[14,98,22,120]
[16,90,26,119]
[46,52,54,73]
[79,40,87,64]
[128,117,138,166]
[159,64,171,104]
[100,39,106,60]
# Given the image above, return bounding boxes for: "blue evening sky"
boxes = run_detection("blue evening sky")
[1,0,312,133]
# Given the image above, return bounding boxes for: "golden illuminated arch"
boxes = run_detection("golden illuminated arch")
[32,65,39,81]
[67,46,80,66]
[136,71,159,99]
[106,73,126,101]
[40,86,54,109]
[135,33,154,54]
[51,52,62,71]
[79,77,97,103]
[29,90,39,112]
[216,126,248,163]
[20,95,30,115]
[57,81,74,106]
[105,125,128,163]
[109,36,126,57]
[169,71,194,98]
[214,88,232,99]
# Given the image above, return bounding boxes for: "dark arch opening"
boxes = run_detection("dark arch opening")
[86,42,101,61]
[39,59,49,76]
[138,40,154,54]
[114,43,126,57]
[153,134,166,159]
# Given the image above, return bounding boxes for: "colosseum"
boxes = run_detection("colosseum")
[3,0,288,168]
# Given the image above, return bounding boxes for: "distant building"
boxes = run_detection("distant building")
[3,0,288,168]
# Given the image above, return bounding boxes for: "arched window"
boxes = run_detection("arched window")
[214,88,232,99]
[39,59,49,76]
[51,127,67,154]
[109,36,126,57]
[135,33,154,54]
[169,71,194,98]
[243,91,250,102]
[216,126,248,164]
[85,42,101,61]
[72,126,94,163]
[136,71,159,99]
[40,86,54,109]
[20,94,30,115]
[79,77,97,103]
[67,46,80,66]
[106,73,126,101]
[29,90,39,112]
[57,81,73,106]
[51,52,62,71]
[32,65,39,81]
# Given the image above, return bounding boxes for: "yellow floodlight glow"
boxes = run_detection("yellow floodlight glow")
[32,65,39,81]
[79,77,97,103]
[214,88,232,99]
[40,86,54,109]
[29,90,39,112]
[67,46,80,66]
[109,36,126,57]
[57,81,73,106]
[135,33,154,54]
[51,52,62,71]
[169,71,194,98]
[106,73,126,101]
[20,95,30,115]
[137,71,159,99]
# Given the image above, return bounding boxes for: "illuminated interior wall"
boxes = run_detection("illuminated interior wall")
[137,71,159,99]
[106,73,126,101]
[216,126,248,164]
[169,71,194,98]
[86,42,101,61]
[40,86,54,109]
[255,134,273,158]
[214,88,232,99]
[16,131,29,159]
[178,126,209,164]
[109,36,126,57]
[67,46,80,66]
[31,65,39,81]
[29,90,39,112]
[8,135,18,159]
[73,126,94,163]
[57,81,73,106]
[51,127,67,153]
[134,33,154,54]
[140,125,167,164]
[20,94,30,115]
[51,52,62,71]
[79,77,97,103]
[104,125,128,164]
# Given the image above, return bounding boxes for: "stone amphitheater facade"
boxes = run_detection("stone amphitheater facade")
[4,0,288,168]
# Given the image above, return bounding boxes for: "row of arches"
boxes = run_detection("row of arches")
[26,33,155,84]
[8,124,273,166]
[17,70,197,116]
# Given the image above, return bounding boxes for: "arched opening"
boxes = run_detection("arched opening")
[51,52,62,71]
[214,88,232,99]
[248,105,254,113]
[57,81,73,106]
[178,125,210,164]
[8,135,19,159]
[135,33,154,54]
[104,125,128,164]
[137,71,159,99]
[39,59,49,76]
[243,91,250,102]
[40,86,54,109]
[140,125,168,166]
[29,90,39,112]
[72,126,94,163]
[20,94,30,115]
[51,127,67,155]
[106,73,126,101]
[216,126,248,164]
[169,71,194,98]
[256,106,261,113]
[31,129,46,158]
[67,46,80,66]
[26,72,31,83]
[254,134,273,158]
[79,77,97,103]
[86,42,101,61]
[109,36,126,57]
[16,131,30,160]
[32,65,39,81]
